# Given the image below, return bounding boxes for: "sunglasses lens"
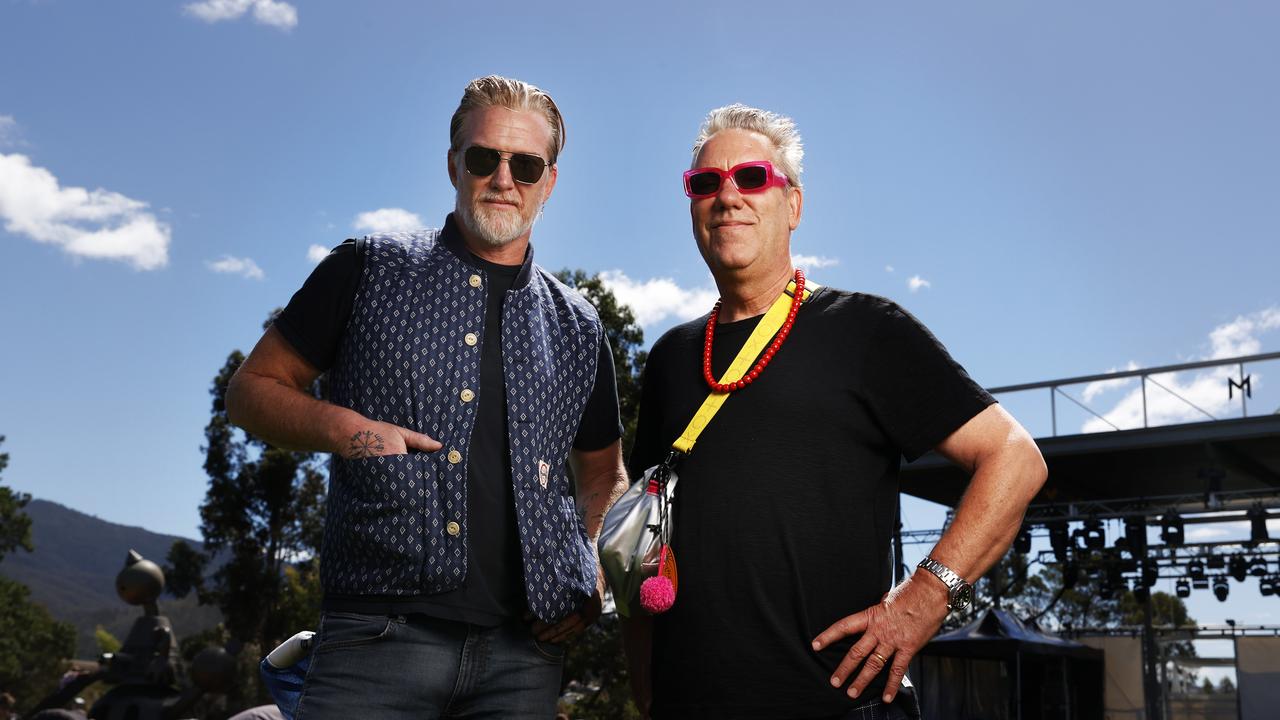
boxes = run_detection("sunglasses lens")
[688,171,722,197]
[464,146,501,177]
[733,165,769,191]
[508,153,546,184]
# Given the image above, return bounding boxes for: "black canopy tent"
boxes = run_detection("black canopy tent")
[910,608,1104,720]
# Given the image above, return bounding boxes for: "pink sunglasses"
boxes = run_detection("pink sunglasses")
[683,161,789,199]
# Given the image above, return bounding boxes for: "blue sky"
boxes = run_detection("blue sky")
[2,1,1279,641]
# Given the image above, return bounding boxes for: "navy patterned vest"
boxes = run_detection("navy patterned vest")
[320,221,602,623]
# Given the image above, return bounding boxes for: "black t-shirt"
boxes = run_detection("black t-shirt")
[628,288,994,719]
[276,237,622,625]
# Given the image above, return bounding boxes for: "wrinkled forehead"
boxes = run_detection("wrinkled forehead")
[693,128,777,169]
[461,105,556,159]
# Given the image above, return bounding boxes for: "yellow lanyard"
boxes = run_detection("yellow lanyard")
[672,280,817,455]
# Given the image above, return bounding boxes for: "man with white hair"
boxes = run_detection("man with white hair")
[226,75,629,719]
[623,104,1047,719]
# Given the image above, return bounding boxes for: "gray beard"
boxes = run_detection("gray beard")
[455,197,539,248]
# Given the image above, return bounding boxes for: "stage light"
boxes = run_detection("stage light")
[1049,521,1070,563]
[1142,563,1158,588]
[1124,516,1148,555]
[1192,577,1209,590]
[1187,560,1206,580]
[1230,556,1249,583]
[1213,577,1229,601]
[1208,555,1225,570]
[1248,504,1270,546]
[1083,519,1106,551]
[1132,580,1150,603]
[1176,578,1191,598]
[1249,556,1269,577]
[1014,524,1032,554]
[1261,577,1275,597]
[1161,511,1184,546]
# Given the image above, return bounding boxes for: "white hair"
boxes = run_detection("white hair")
[691,103,804,189]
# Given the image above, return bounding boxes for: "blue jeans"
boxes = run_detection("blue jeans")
[294,612,564,720]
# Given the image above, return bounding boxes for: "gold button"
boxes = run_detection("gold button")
[464,333,478,346]
[447,449,462,464]
[460,389,475,402]
[468,274,482,288]
[446,521,461,536]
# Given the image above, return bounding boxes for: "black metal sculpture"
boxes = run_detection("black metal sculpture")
[23,549,235,720]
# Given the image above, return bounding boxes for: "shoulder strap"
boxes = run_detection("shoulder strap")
[671,280,819,455]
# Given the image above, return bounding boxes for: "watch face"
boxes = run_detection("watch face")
[953,584,973,609]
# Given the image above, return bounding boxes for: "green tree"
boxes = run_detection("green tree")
[0,576,76,713]
[168,313,327,703]
[554,270,647,453]
[94,624,122,654]
[0,435,34,562]
[552,270,648,719]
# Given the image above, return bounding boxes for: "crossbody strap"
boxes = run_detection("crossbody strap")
[671,280,819,455]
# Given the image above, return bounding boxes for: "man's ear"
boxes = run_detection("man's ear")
[541,163,558,204]
[788,185,803,231]
[447,149,459,189]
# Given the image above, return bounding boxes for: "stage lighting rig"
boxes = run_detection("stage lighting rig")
[1261,577,1275,597]
[1176,578,1191,598]
[1248,503,1271,546]
[1161,511,1184,546]
[1132,579,1150,603]
[1230,556,1249,583]
[1123,516,1147,555]
[1014,524,1032,554]
[1187,559,1206,581]
[1049,521,1070,562]
[1213,577,1229,601]
[1083,519,1106,551]
[1249,556,1269,577]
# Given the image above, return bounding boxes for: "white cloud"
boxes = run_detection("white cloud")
[598,270,718,327]
[885,265,895,273]
[207,255,264,280]
[353,207,423,234]
[184,0,297,30]
[307,244,330,263]
[0,152,170,270]
[791,254,839,271]
[0,115,21,148]
[907,275,931,292]
[1081,361,1141,402]
[1082,307,1280,433]
[1187,519,1280,542]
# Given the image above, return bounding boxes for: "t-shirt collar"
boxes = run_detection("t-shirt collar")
[440,212,535,290]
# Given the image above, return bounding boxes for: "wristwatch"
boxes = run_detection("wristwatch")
[917,557,973,612]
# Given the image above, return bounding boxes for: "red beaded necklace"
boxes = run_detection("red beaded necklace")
[702,269,806,393]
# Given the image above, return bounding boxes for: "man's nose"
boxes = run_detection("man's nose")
[488,158,516,190]
[714,177,745,208]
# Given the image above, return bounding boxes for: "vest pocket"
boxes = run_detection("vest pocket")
[325,453,429,595]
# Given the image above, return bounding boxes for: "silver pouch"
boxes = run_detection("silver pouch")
[597,459,678,617]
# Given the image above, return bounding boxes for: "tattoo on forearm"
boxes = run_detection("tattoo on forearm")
[347,430,385,459]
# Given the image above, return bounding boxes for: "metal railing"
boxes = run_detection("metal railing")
[988,351,1280,437]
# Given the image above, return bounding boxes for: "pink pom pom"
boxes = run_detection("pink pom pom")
[639,575,676,614]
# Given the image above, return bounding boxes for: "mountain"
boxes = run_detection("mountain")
[0,499,222,659]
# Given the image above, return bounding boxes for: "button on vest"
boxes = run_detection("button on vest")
[320,229,602,622]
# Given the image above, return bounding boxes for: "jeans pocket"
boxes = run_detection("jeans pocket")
[531,635,565,663]
[313,612,398,655]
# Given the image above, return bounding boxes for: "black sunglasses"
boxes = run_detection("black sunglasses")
[462,145,550,185]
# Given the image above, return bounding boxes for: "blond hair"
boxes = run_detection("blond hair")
[449,75,566,163]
